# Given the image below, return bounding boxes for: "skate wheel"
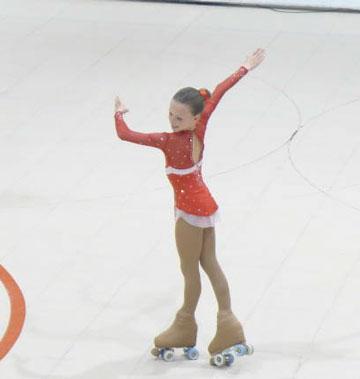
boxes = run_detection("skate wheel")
[246,343,254,355]
[162,349,175,362]
[212,353,225,367]
[151,347,160,357]
[234,343,248,356]
[225,352,235,366]
[185,347,199,360]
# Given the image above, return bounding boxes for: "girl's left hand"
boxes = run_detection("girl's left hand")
[114,96,129,114]
[243,48,265,71]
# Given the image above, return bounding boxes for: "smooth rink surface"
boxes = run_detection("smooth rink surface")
[0,0,359,378]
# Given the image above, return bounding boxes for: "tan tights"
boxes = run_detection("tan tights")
[175,217,232,315]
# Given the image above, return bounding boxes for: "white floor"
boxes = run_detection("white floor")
[0,0,360,378]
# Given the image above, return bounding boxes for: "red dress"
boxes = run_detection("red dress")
[114,66,249,227]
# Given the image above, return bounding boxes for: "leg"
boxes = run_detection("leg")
[200,226,246,355]
[199,226,231,312]
[153,217,203,350]
[175,217,204,315]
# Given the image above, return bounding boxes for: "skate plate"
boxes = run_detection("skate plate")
[151,346,199,361]
[210,343,254,367]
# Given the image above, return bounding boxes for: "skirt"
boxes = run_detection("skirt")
[174,206,221,228]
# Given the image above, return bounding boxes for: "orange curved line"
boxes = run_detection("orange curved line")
[0,264,26,360]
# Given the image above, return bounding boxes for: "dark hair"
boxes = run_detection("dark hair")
[172,87,211,116]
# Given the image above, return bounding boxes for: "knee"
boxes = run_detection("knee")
[200,255,216,272]
[180,262,200,278]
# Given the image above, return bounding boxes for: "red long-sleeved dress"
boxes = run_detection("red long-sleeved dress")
[115,66,248,228]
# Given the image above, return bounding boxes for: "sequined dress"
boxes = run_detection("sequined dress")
[114,65,249,228]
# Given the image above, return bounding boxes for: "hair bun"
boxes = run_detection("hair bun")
[198,88,210,100]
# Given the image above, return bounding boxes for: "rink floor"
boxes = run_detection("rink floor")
[0,0,360,378]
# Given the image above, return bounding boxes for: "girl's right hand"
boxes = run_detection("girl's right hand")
[114,96,129,114]
[243,48,266,71]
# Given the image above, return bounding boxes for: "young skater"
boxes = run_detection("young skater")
[114,48,265,366]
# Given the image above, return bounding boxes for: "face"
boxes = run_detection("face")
[169,99,200,132]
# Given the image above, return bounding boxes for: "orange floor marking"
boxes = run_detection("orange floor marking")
[0,264,26,360]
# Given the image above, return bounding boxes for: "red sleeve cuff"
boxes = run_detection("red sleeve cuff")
[240,66,248,74]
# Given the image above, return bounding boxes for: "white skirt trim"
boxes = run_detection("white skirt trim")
[174,207,221,228]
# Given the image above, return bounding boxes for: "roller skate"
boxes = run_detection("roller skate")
[151,310,199,362]
[208,311,254,367]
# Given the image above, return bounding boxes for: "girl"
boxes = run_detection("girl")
[114,48,265,366]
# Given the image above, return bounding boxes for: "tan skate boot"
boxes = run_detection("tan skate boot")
[208,311,253,367]
[208,311,245,355]
[151,310,199,361]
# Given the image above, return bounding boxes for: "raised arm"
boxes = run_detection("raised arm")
[194,66,248,141]
[114,111,168,151]
[204,66,248,117]
[114,96,168,150]
[195,48,265,140]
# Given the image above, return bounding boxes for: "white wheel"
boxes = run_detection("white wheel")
[186,347,199,360]
[234,343,248,356]
[163,349,175,362]
[213,353,225,367]
[246,344,254,355]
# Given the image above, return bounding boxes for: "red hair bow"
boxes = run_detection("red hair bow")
[199,88,210,100]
